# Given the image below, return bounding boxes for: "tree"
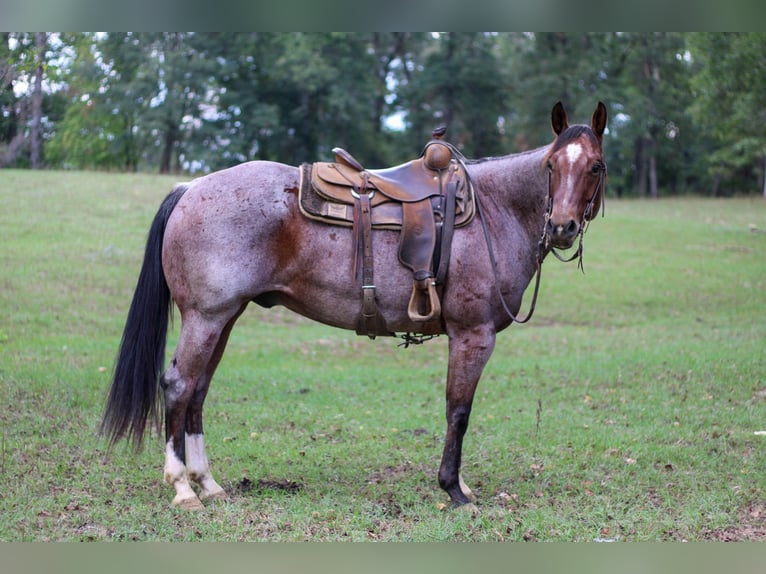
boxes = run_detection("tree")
[399,33,509,159]
[47,33,219,173]
[497,33,614,150]
[8,31,766,199]
[29,32,47,169]
[201,32,329,168]
[206,33,415,170]
[135,33,218,174]
[0,33,21,166]
[1,33,37,167]
[0,33,67,169]
[616,33,694,198]
[45,33,144,170]
[688,33,766,197]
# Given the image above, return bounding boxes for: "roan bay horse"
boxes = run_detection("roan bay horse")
[101,101,607,510]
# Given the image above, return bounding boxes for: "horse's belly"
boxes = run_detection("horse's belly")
[266,225,427,332]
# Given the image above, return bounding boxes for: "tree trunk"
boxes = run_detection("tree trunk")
[442,33,456,133]
[711,171,722,197]
[762,155,766,200]
[124,116,138,172]
[159,123,177,174]
[30,32,46,169]
[649,153,659,199]
[635,136,647,197]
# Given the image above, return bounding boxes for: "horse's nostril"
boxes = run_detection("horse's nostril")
[548,219,577,238]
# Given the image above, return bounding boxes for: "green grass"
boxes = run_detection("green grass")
[1,169,765,541]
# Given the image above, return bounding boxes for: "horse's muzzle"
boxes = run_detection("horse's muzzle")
[546,218,579,248]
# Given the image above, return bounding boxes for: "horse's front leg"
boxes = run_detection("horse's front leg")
[439,326,496,508]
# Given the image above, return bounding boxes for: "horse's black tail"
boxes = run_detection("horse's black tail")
[100,184,188,450]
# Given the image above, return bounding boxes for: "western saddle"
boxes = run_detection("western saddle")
[299,129,474,338]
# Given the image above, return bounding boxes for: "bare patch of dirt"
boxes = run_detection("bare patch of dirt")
[704,501,766,541]
[366,461,431,485]
[235,476,303,495]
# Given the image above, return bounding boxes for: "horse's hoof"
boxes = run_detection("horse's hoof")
[173,495,205,511]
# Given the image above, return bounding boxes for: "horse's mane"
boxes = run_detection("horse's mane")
[467,125,597,167]
[466,146,547,166]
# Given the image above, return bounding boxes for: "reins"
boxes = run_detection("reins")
[472,177,544,324]
[474,158,606,324]
[422,144,542,325]
[402,140,606,334]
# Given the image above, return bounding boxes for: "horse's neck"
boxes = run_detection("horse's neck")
[467,146,550,223]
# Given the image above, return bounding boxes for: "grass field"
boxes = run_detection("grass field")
[1,169,765,541]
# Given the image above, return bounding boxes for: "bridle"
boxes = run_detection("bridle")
[475,151,606,325]
[545,160,607,271]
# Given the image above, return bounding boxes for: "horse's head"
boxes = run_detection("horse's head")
[544,101,607,250]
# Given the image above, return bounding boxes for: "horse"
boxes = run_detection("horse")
[101,101,607,511]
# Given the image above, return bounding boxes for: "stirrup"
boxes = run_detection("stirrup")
[407,279,441,322]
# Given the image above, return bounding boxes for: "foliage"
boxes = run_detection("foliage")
[0,32,68,168]
[207,32,402,167]
[499,33,613,148]
[2,33,766,196]
[1,170,765,541]
[399,32,508,158]
[688,33,766,197]
[606,33,698,197]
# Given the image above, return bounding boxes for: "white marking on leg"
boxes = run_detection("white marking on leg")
[164,440,202,508]
[459,473,478,503]
[186,433,225,500]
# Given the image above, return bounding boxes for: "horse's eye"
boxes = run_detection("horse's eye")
[590,163,602,175]
[546,161,553,172]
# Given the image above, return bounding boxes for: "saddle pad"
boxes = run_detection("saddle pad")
[299,163,475,230]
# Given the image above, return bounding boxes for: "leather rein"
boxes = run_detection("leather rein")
[474,159,606,325]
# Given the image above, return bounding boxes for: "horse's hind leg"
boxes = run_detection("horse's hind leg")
[185,307,246,502]
[162,353,202,510]
[162,308,241,509]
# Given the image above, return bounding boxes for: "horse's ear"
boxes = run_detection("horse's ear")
[591,101,607,142]
[551,101,568,136]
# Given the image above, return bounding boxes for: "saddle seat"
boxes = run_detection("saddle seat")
[299,135,474,338]
[332,144,454,202]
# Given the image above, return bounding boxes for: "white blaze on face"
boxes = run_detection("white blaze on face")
[562,143,584,209]
[566,142,583,164]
